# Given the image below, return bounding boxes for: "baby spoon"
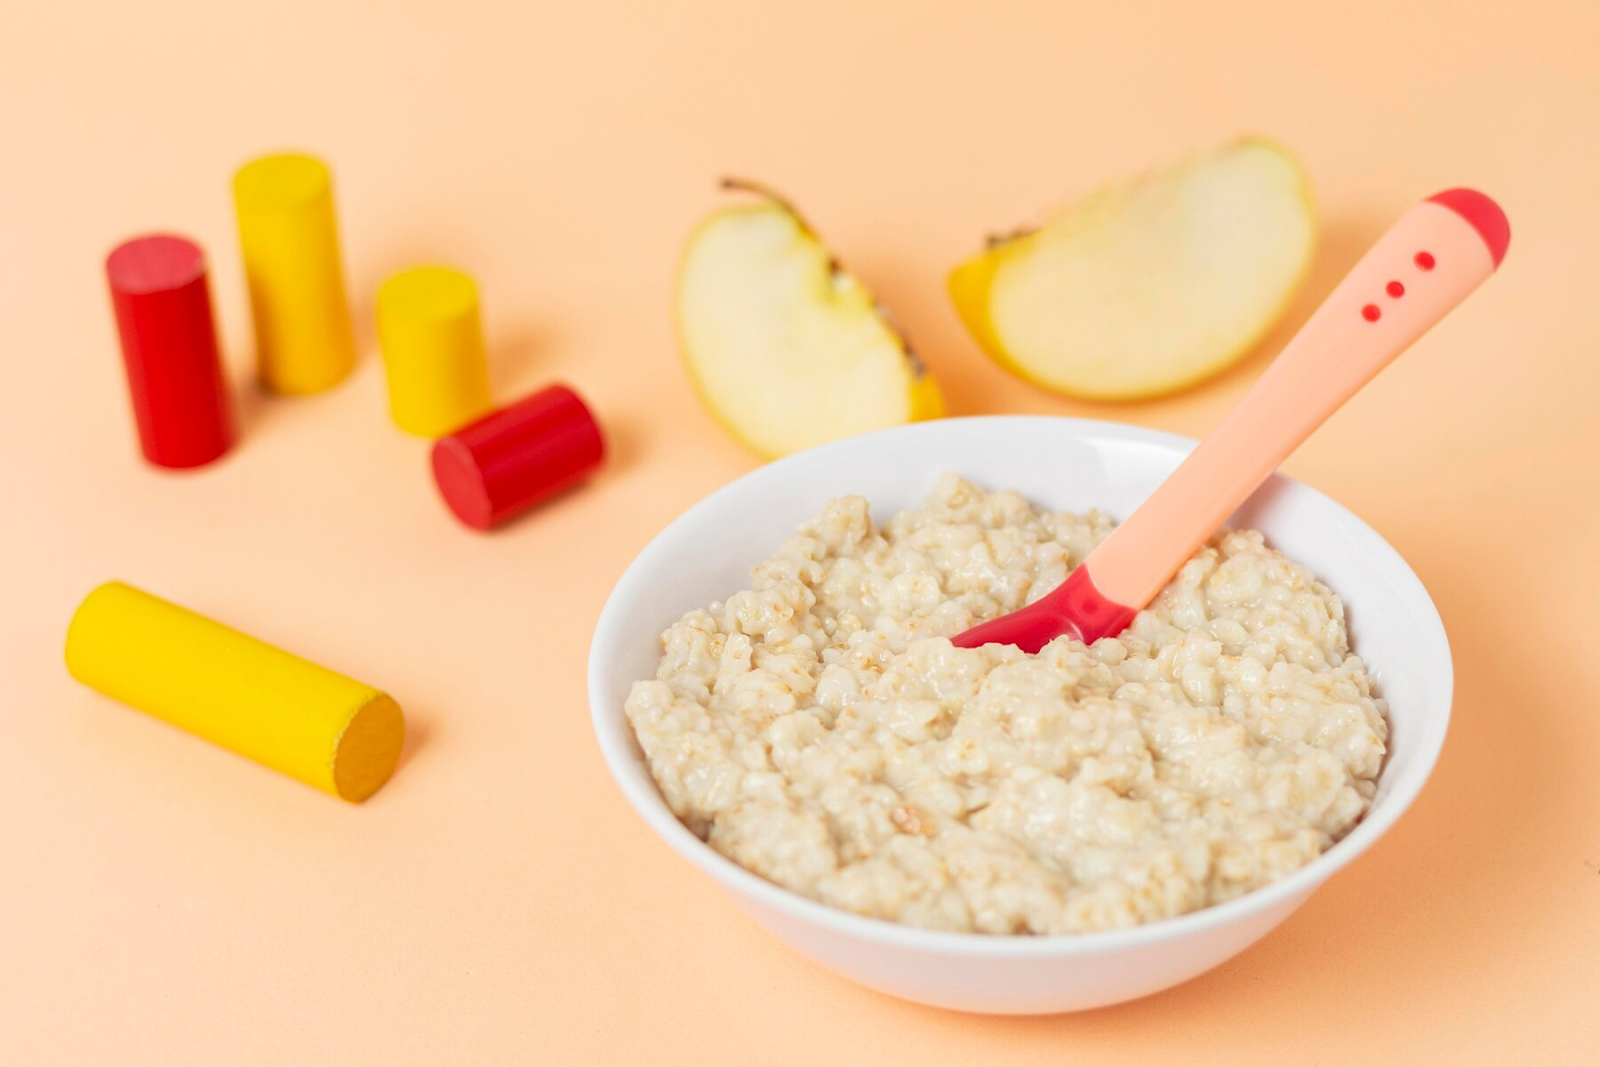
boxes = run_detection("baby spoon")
[953,188,1509,653]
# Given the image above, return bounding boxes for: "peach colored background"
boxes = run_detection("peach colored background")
[3,1,1598,1062]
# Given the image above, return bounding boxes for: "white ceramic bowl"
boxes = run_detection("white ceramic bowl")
[589,416,1451,1014]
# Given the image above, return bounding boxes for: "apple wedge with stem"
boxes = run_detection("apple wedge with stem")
[676,179,943,459]
[949,139,1317,401]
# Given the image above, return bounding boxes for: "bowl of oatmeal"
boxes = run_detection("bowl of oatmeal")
[589,416,1451,1013]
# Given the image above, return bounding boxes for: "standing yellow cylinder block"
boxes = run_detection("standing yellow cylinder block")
[65,582,405,802]
[376,266,493,437]
[233,152,357,395]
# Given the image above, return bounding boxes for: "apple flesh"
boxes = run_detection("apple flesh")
[677,182,942,459]
[950,139,1317,401]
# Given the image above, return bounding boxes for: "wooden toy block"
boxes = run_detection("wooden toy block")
[105,234,234,468]
[431,384,604,530]
[66,583,405,802]
[376,266,493,437]
[233,153,356,395]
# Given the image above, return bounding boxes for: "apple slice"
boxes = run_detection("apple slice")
[677,180,943,459]
[949,139,1317,401]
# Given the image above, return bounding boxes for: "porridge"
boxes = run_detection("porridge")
[623,474,1387,935]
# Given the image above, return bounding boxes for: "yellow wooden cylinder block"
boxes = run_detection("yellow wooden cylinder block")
[65,582,404,802]
[233,152,357,395]
[376,266,493,437]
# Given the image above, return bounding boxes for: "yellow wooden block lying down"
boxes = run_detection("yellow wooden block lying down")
[65,582,404,802]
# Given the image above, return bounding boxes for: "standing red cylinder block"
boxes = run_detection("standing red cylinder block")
[431,384,604,530]
[105,235,234,469]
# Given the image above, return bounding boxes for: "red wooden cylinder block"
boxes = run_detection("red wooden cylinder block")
[431,384,604,530]
[105,235,234,469]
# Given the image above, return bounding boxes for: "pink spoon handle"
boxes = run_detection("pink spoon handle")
[951,189,1508,653]
[1084,189,1509,615]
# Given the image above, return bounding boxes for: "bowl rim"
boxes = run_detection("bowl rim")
[588,414,1453,957]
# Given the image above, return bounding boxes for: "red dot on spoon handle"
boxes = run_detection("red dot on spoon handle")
[1362,304,1381,322]
[1415,251,1435,270]
[1386,281,1405,297]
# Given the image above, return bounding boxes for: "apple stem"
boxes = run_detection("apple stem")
[720,177,818,237]
[986,226,1037,248]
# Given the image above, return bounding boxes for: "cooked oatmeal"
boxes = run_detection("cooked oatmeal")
[624,474,1387,935]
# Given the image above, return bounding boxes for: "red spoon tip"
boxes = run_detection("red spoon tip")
[1427,188,1509,267]
[950,566,1136,652]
